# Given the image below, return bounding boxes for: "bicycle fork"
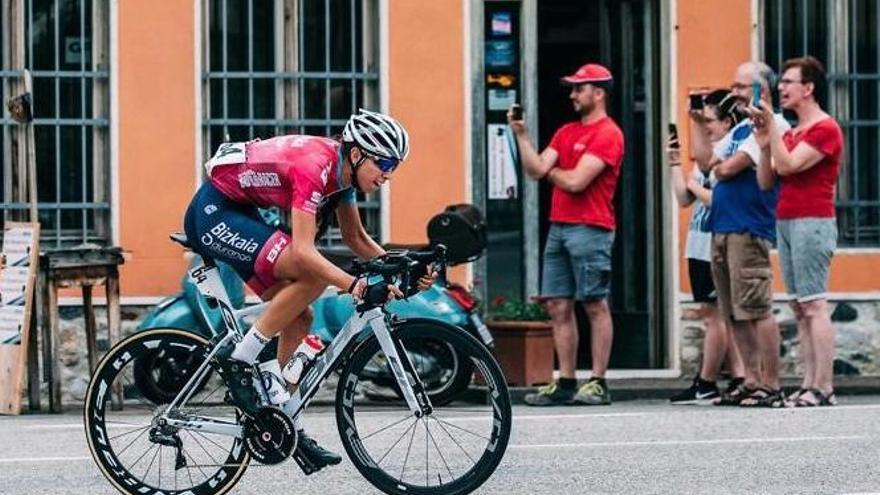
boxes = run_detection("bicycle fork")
[369,312,434,417]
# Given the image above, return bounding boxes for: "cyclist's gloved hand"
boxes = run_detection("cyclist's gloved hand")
[349,278,403,304]
[415,263,438,292]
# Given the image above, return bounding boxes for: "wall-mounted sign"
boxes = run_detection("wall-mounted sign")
[485,41,515,68]
[487,125,518,200]
[488,89,517,111]
[491,12,512,36]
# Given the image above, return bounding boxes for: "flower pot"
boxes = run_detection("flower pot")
[486,320,554,387]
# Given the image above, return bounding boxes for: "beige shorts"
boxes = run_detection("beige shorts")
[711,233,774,322]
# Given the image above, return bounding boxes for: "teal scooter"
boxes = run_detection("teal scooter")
[134,204,491,406]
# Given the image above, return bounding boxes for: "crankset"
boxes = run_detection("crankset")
[242,406,297,465]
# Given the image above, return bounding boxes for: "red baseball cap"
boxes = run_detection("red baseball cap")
[561,63,614,86]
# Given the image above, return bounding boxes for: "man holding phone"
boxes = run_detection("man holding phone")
[508,63,624,406]
[691,61,790,408]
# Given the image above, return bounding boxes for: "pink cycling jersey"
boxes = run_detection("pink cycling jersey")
[207,135,347,214]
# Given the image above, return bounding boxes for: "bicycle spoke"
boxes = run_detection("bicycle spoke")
[180,444,210,479]
[424,419,429,486]
[360,413,416,441]
[429,416,475,464]
[193,431,231,454]
[184,430,222,466]
[425,419,454,479]
[114,427,150,459]
[376,418,419,466]
[127,443,157,473]
[431,417,490,442]
[108,424,150,442]
[399,417,419,481]
[142,444,161,483]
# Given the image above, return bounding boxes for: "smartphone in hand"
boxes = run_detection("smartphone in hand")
[510,103,523,121]
[668,123,680,149]
[752,80,762,107]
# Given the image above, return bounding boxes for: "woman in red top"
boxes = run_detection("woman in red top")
[750,56,844,407]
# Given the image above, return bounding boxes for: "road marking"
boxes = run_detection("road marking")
[0,456,91,464]
[509,434,868,450]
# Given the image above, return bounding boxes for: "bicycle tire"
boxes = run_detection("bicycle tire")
[84,328,250,495]
[336,319,511,495]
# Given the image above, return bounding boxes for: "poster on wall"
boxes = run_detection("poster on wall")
[485,41,515,68]
[487,124,519,200]
[0,222,40,415]
[488,89,517,111]
[491,12,512,36]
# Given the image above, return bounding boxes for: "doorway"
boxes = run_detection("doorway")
[536,0,664,369]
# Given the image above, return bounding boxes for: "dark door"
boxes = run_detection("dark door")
[536,0,664,368]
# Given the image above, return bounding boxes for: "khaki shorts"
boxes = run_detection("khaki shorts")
[711,233,773,322]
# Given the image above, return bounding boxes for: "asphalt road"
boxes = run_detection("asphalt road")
[2,397,879,495]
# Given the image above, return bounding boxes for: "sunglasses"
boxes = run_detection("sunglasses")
[372,156,400,173]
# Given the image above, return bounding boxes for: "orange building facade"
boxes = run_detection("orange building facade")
[7,0,875,376]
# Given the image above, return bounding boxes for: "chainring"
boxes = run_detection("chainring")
[242,406,297,465]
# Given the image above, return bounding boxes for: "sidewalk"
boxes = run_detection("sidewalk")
[506,375,880,404]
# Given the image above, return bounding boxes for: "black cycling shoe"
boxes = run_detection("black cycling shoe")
[213,343,261,417]
[292,430,342,475]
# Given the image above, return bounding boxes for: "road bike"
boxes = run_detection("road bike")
[84,234,512,495]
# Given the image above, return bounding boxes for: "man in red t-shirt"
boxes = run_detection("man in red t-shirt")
[508,63,625,406]
[751,56,844,407]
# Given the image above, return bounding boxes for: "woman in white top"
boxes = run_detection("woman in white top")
[668,90,746,404]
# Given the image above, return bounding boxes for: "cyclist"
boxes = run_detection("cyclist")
[182,109,433,472]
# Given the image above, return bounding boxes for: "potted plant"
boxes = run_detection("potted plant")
[485,296,554,387]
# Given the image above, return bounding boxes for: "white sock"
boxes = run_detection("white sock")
[294,415,304,432]
[231,326,271,363]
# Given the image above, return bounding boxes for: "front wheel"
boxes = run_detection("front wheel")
[336,319,512,495]
[84,328,249,495]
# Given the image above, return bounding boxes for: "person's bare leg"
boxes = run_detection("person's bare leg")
[278,307,313,366]
[700,303,726,382]
[755,315,780,389]
[730,320,760,387]
[791,302,815,392]
[803,299,835,396]
[546,298,577,379]
[583,299,612,378]
[723,320,745,378]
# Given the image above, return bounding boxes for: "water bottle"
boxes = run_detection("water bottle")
[257,359,291,405]
[282,335,325,386]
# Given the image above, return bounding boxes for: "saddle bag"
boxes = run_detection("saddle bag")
[427,204,487,265]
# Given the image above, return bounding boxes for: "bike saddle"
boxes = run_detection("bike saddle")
[169,232,194,250]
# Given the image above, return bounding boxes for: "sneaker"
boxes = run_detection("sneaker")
[213,343,261,417]
[573,378,611,406]
[523,382,576,406]
[293,430,342,475]
[670,375,720,405]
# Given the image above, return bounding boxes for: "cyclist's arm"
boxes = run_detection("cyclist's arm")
[337,202,385,260]
[290,208,357,291]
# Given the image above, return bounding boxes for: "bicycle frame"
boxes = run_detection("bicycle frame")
[158,257,430,438]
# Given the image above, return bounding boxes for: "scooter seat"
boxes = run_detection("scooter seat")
[169,232,194,250]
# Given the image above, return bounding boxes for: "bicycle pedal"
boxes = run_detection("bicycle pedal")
[292,450,320,476]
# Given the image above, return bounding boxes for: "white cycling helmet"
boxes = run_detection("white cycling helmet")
[342,109,410,161]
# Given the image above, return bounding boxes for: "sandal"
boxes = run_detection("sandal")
[787,387,809,403]
[793,388,836,407]
[739,387,786,408]
[801,388,837,407]
[712,383,755,406]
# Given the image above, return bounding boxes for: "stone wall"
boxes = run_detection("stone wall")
[30,305,152,405]
[679,299,880,378]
